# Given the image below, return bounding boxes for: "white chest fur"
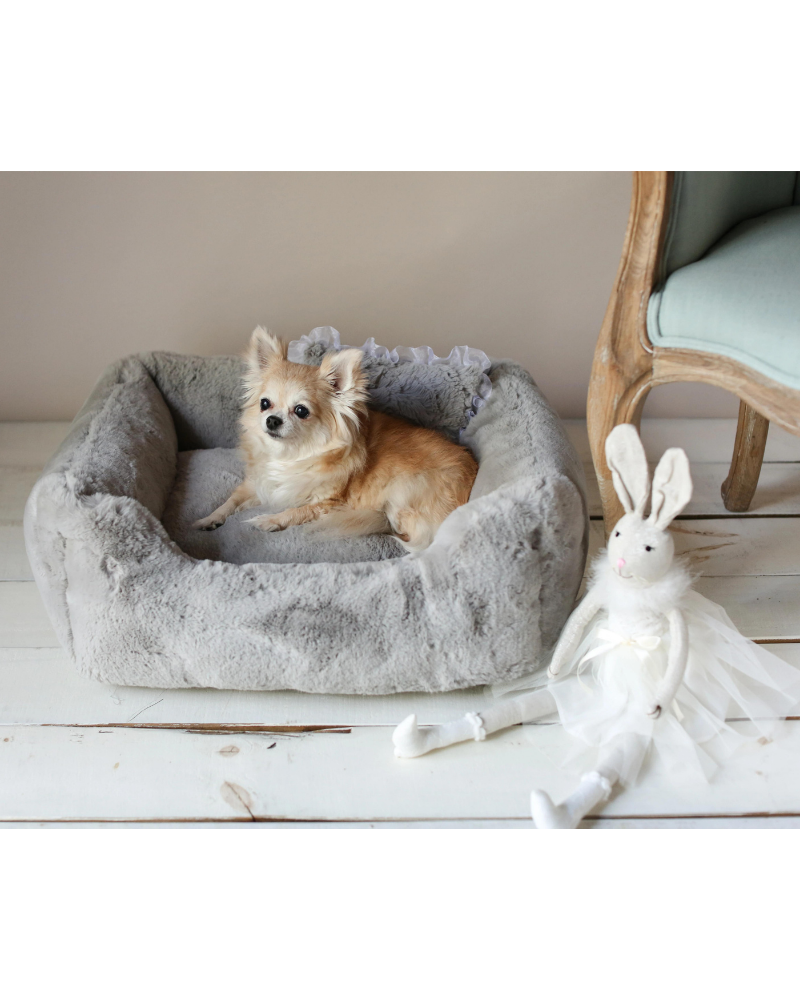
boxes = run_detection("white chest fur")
[246,445,345,510]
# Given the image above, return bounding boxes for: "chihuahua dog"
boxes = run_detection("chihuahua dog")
[192,327,478,551]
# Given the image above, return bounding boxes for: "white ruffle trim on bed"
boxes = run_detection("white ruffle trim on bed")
[288,326,493,424]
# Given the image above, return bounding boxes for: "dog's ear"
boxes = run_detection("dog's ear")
[247,327,286,372]
[318,350,368,431]
[243,327,286,397]
[319,349,365,396]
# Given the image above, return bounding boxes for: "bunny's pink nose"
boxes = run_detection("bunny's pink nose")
[617,558,626,569]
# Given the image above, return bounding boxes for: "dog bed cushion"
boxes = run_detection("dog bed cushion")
[24,334,588,693]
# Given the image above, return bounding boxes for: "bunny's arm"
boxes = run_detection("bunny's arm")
[648,607,688,719]
[548,592,603,679]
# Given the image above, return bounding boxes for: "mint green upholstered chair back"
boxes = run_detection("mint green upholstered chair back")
[648,170,800,392]
[661,172,800,279]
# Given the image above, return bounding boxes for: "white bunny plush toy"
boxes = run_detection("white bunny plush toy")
[392,424,800,828]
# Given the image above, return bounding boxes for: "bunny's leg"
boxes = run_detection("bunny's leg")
[530,732,646,829]
[392,689,557,758]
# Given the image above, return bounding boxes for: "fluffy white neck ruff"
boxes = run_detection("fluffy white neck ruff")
[588,553,694,619]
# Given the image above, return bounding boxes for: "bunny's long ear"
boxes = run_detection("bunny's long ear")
[605,424,650,516]
[648,448,692,529]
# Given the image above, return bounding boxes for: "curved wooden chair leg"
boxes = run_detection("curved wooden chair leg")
[721,401,769,512]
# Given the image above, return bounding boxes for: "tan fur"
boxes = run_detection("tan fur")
[193,327,478,551]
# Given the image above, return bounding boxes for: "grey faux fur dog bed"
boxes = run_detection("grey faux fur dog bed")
[24,330,588,693]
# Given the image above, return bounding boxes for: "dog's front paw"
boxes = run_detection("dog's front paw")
[246,514,283,532]
[193,516,225,531]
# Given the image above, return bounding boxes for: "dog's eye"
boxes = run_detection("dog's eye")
[294,405,310,419]
[645,545,654,552]
[614,531,620,537]
[260,398,271,411]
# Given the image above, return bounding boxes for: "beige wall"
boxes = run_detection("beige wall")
[0,171,738,421]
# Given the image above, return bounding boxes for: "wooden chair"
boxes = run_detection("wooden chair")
[588,171,800,531]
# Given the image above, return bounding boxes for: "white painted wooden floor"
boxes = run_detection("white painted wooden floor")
[2,419,799,828]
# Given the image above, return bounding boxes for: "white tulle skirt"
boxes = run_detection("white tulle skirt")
[496,591,800,786]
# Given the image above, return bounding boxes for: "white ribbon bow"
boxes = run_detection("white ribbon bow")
[579,628,661,667]
[574,629,685,720]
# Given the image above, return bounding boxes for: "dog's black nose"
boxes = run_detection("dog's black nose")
[266,415,283,432]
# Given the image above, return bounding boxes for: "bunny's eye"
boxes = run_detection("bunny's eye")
[645,545,654,552]
[614,531,620,537]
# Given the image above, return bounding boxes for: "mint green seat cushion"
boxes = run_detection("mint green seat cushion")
[648,206,800,390]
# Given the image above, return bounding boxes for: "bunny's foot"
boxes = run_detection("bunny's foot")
[392,715,431,757]
[530,790,577,829]
[392,713,481,758]
[531,771,614,829]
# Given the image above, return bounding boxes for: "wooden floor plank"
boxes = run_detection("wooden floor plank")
[585,462,800,519]
[0,582,59,646]
[0,466,41,523]
[0,422,70,466]
[0,526,32,580]
[589,517,800,577]
[2,816,799,828]
[1,720,799,822]
[694,576,800,640]
[1,645,797,727]
[565,418,800,464]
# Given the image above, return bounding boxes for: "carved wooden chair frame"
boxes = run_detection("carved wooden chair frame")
[588,171,800,532]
